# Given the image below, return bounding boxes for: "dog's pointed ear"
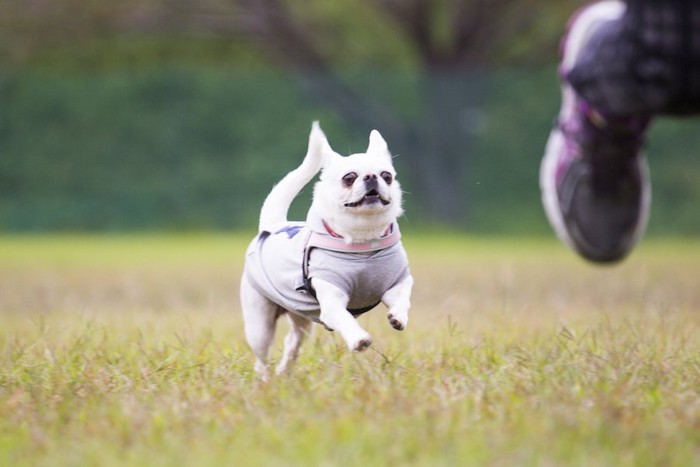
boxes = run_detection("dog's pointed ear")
[323,149,344,167]
[367,130,391,161]
[317,126,343,168]
[308,121,342,169]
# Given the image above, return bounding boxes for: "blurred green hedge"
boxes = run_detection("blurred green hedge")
[1,67,699,234]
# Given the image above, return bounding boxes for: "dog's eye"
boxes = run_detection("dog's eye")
[380,171,393,185]
[342,172,358,187]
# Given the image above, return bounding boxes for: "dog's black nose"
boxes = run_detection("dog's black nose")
[364,175,379,192]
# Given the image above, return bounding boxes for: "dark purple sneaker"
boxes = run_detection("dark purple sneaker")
[540,1,651,264]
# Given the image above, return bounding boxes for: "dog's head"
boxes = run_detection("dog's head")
[311,129,403,242]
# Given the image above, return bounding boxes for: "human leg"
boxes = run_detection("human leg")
[540,1,651,263]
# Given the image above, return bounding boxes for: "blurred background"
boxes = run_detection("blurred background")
[1,0,699,235]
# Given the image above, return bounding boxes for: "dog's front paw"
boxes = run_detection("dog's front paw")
[388,312,407,331]
[349,334,373,352]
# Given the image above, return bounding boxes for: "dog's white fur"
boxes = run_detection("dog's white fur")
[241,122,413,378]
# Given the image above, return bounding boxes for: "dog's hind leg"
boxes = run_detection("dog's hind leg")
[276,312,313,375]
[240,275,280,380]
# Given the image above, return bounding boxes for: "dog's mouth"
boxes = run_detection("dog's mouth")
[344,189,390,208]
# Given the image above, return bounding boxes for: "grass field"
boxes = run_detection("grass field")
[1,233,699,466]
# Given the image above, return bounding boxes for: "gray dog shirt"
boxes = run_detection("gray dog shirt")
[243,214,410,324]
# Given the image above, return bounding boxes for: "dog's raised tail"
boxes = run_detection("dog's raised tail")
[258,122,327,232]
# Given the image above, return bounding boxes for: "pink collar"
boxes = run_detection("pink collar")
[308,220,401,253]
[322,220,344,238]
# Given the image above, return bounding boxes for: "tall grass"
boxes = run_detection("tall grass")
[1,234,699,466]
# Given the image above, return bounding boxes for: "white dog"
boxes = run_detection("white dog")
[240,122,414,378]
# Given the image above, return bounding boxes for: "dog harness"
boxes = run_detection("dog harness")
[243,212,410,325]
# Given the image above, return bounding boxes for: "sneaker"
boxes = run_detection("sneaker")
[540,1,651,264]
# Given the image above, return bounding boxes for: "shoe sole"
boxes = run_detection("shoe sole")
[540,0,651,262]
